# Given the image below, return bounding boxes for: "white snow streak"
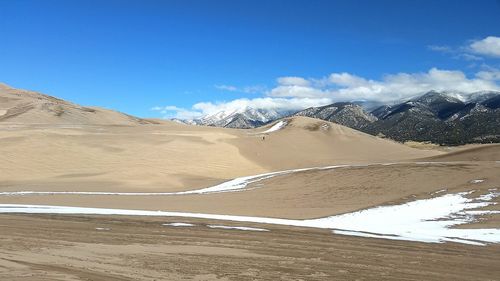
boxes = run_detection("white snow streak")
[470,179,485,184]
[261,121,286,134]
[0,165,345,196]
[0,191,498,245]
[0,162,458,197]
[162,222,194,227]
[207,225,269,232]
[431,189,447,195]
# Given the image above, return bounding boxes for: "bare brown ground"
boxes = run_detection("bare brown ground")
[0,123,265,192]
[0,117,440,193]
[0,214,499,281]
[2,162,498,219]
[424,143,500,161]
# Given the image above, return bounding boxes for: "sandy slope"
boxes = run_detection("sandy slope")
[0,123,265,192]
[0,83,154,125]
[0,86,441,192]
[2,161,498,219]
[424,144,500,161]
[0,214,499,281]
[0,118,439,192]
[233,117,438,170]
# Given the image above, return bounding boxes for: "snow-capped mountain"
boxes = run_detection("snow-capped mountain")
[176,90,500,145]
[293,102,377,130]
[366,90,500,145]
[291,90,500,145]
[187,107,285,129]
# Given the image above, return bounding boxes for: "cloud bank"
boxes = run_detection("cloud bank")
[429,36,500,61]
[154,67,500,119]
[470,36,500,58]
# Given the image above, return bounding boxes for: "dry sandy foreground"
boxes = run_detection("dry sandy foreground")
[1,214,499,281]
[1,116,500,280]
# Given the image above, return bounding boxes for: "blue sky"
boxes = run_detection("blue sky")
[0,0,499,119]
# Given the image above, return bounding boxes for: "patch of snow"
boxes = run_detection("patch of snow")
[431,189,447,195]
[189,107,283,127]
[470,179,485,184]
[332,229,482,246]
[207,225,269,232]
[0,191,498,245]
[261,121,286,134]
[162,222,194,227]
[462,210,500,215]
[476,192,498,201]
[95,227,110,231]
[322,191,500,245]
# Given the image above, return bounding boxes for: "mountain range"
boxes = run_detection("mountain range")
[2,82,499,145]
[364,91,500,145]
[185,107,284,129]
[182,90,500,145]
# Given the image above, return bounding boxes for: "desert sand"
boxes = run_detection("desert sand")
[1,84,499,280]
[0,83,440,193]
[1,214,499,281]
[1,161,499,219]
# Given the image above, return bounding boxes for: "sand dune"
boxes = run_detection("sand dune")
[0,83,155,125]
[425,144,500,161]
[2,161,498,219]
[0,117,440,193]
[1,85,441,192]
[232,117,442,171]
[0,122,264,192]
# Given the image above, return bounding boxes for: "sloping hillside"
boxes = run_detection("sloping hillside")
[0,83,155,125]
[231,116,440,170]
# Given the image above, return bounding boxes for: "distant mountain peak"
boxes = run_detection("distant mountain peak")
[184,107,285,128]
[293,102,377,130]
[365,90,500,145]
[174,90,500,145]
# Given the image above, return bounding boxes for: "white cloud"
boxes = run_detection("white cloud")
[268,85,327,98]
[476,67,500,81]
[154,68,500,120]
[429,36,500,61]
[276,76,311,86]
[270,68,500,103]
[215,84,238,91]
[191,97,333,117]
[215,84,266,94]
[470,36,500,58]
[453,53,483,61]
[151,105,203,120]
[328,72,369,87]
[157,36,500,120]
[427,45,452,53]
